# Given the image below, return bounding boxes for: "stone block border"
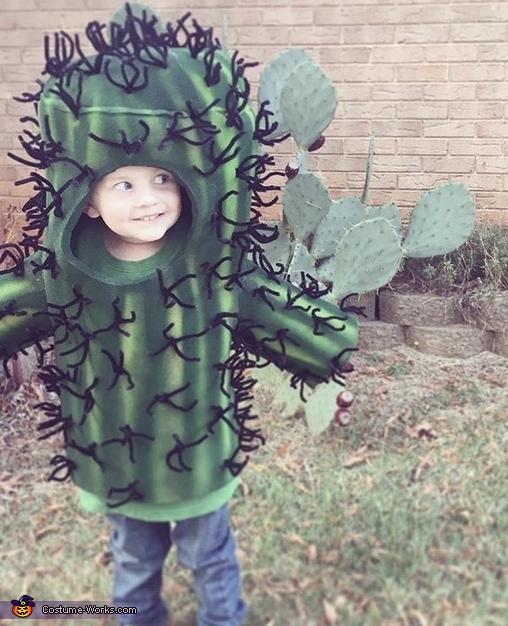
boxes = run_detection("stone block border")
[357,290,507,359]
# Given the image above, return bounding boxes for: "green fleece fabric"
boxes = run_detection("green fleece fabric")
[0,4,358,519]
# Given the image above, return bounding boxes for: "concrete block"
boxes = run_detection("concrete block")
[379,290,463,326]
[358,320,405,351]
[493,332,508,358]
[406,324,493,358]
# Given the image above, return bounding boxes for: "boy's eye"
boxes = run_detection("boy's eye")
[114,181,132,191]
[154,173,175,185]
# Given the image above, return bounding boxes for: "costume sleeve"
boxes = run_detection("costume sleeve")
[237,260,359,385]
[0,252,52,363]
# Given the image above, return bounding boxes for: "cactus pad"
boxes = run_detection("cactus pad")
[331,218,404,297]
[288,242,317,282]
[262,223,292,271]
[312,197,368,260]
[403,183,475,258]
[282,172,331,240]
[304,382,339,434]
[258,48,313,140]
[367,203,402,233]
[279,61,338,150]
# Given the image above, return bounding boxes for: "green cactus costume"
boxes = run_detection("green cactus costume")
[1,4,358,520]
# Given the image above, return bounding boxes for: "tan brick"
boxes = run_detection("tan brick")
[461,174,503,191]
[449,3,508,23]
[317,155,367,172]
[397,173,460,190]
[397,138,448,155]
[397,64,448,82]
[326,64,396,83]
[0,49,22,65]
[423,120,475,138]
[396,24,449,44]
[423,83,476,100]
[262,7,313,25]
[477,121,508,138]
[237,27,291,46]
[476,157,508,175]
[372,84,425,101]
[451,23,506,42]
[449,63,505,82]
[371,120,423,137]
[340,84,371,101]
[474,192,508,210]
[479,43,508,62]
[422,156,475,173]
[449,102,504,120]
[222,9,263,27]
[423,43,478,62]
[0,29,40,47]
[371,45,425,63]
[346,171,397,189]
[343,25,396,45]
[319,47,371,65]
[397,102,448,119]
[344,137,396,155]
[368,155,422,173]
[344,102,396,119]
[290,27,345,46]
[315,5,419,26]
[0,0,37,8]
[332,119,371,137]
[477,82,508,100]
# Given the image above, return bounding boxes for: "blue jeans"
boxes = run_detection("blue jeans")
[107,504,246,626]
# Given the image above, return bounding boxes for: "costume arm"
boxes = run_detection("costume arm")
[0,253,52,363]
[237,261,359,385]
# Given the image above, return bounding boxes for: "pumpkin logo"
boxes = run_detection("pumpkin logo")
[11,595,35,618]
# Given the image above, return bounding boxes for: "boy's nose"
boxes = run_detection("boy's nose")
[137,188,158,206]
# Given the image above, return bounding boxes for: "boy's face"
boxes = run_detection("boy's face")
[84,166,182,260]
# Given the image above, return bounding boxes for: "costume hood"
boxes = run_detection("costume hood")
[22,3,270,284]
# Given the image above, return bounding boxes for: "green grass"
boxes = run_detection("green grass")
[1,346,508,626]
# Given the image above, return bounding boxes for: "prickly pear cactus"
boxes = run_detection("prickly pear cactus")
[258,48,476,298]
[257,47,476,433]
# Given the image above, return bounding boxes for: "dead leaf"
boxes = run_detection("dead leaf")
[344,445,372,469]
[409,453,433,483]
[407,421,437,440]
[284,532,306,547]
[34,525,60,541]
[276,442,290,456]
[307,543,317,562]
[323,598,337,624]
[94,550,113,568]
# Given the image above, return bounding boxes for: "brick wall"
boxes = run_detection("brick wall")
[1,0,508,232]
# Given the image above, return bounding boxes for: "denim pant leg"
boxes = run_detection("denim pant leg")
[107,514,171,626]
[172,505,247,626]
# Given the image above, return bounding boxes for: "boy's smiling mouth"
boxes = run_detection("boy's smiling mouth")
[135,212,165,222]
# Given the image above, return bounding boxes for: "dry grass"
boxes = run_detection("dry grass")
[1,345,508,625]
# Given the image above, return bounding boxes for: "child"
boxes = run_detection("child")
[1,4,359,626]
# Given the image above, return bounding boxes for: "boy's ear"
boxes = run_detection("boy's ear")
[83,203,100,219]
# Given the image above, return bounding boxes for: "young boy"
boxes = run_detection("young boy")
[0,4,358,626]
